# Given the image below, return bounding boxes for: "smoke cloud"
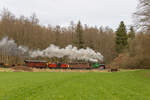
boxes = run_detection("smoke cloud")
[0,37,29,57]
[0,37,103,62]
[30,45,103,62]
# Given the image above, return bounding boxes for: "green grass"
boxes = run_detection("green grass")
[0,70,150,100]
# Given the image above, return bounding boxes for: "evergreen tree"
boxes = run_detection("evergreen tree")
[54,25,61,46]
[75,21,84,48]
[128,26,135,40]
[115,21,128,53]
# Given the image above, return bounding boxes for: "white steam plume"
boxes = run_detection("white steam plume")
[0,37,29,57]
[0,37,104,62]
[30,45,103,62]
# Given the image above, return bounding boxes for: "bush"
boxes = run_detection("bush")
[118,33,150,69]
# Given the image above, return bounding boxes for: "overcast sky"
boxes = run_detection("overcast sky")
[0,0,138,30]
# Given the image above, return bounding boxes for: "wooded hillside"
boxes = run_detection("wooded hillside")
[0,9,116,64]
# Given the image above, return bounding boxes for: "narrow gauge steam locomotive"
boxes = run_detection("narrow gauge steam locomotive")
[24,60,105,69]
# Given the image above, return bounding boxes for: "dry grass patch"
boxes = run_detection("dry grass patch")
[0,68,12,72]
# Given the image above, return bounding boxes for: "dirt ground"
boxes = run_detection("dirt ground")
[0,66,139,72]
[11,66,33,72]
[0,66,108,72]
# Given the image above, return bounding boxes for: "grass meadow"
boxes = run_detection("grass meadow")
[0,70,150,100]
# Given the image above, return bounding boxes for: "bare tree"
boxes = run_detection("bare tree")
[134,0,150,31]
